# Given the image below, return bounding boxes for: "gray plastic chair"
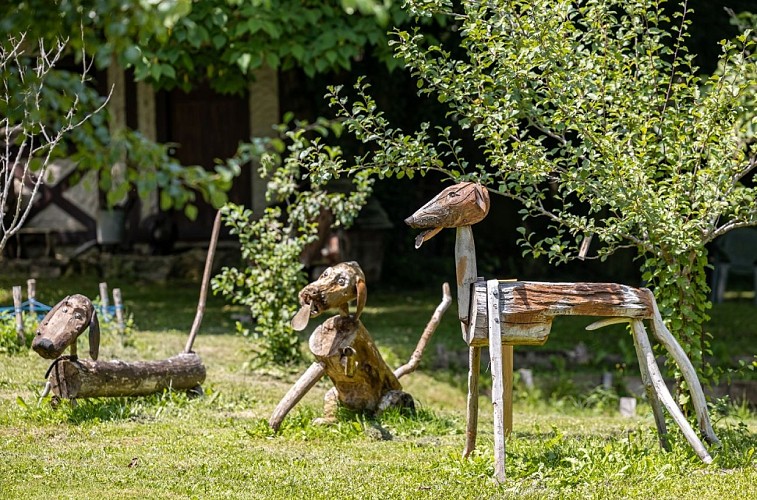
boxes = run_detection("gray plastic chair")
[711,227,757,305]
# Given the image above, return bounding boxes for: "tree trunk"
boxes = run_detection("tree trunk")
[46,353,206,399]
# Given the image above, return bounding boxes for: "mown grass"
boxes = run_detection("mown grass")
[0,273,755,499]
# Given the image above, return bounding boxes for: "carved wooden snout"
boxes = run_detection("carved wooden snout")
[405,182,490,248]
[32,294,99,360]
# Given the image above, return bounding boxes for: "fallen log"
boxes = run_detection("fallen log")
[45,353,206,399]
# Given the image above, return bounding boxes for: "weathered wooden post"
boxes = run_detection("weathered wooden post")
[112,288,125,337]
[99,282,110,321]
[13,285,24,345]
[27,279,36,317]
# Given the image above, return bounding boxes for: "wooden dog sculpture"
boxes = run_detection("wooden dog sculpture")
[32,294,100,361]
[270,261,451,430]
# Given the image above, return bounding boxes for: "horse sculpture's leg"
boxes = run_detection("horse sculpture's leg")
[632,318,713,463]
[463,345,481,458]
[487,280,507,483]
[644,291,719,446]
[630,319,669,450]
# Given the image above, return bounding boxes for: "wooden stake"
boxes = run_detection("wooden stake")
[185,210,222,354]
[13,286,24,344]
[27,279,36,316]
[99,282,110,321]
[487,279,506,483]
[113,288,125,337]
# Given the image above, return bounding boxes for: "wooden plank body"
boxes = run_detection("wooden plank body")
[466,281,654,346]
[47,353,206,399]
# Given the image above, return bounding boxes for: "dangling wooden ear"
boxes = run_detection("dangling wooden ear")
[89,311,100,360]
[474,184,488,212]
[354,278,367,321]
[292,303,312,331]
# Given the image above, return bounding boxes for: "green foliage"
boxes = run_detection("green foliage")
[212,117,373,365]
[728,10,757,141]
[2,0,408,94]
[73,128,240,219]
[0,0,414,227]
[0,24,238,223]
[0,314,36,355]
[313,0,757,395]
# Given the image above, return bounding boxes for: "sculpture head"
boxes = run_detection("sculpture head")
[32,294,100,360]
[405,181,490,248]
[291,261,367,331]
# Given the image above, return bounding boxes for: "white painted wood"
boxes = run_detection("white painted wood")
[646,290,720,446]
[487,279,506,483]
[630,319,669,450]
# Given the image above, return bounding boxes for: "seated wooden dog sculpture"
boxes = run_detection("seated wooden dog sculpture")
[32,294,100,361]
[270,261,424,430]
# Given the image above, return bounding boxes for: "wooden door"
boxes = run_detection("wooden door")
[158,84,251,241]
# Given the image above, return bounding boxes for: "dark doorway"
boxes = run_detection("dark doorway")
[157,84,251,241]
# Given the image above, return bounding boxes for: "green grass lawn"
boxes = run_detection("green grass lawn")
[0,273,755,499]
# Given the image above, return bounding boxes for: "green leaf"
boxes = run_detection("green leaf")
[184,203,199,220]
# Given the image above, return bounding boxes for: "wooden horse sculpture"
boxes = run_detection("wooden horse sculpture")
[406,181,719,482]
[270,262,451,431]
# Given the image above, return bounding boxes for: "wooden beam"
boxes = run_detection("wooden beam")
[468,281,653,346]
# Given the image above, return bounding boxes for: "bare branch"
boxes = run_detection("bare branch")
[0,33,110,255]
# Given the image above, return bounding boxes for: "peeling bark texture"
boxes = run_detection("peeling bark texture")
[46,353,206,399]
